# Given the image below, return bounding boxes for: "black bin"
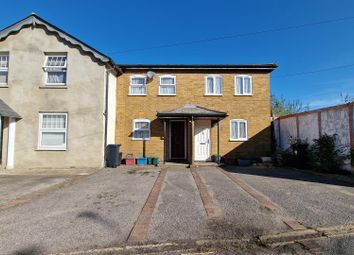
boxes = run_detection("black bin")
[106,144,121,168]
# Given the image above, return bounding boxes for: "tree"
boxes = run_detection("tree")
[271,95,309,117]
[340,93,354,103]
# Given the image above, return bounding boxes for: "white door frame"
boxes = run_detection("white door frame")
[169,120,187,160]
[194,120,211,161]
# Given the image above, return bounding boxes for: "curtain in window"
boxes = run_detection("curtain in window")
[215,77,222,94]
[0,71,8,84]
[160,85,176,94]
[47,71,66,84]
[0,55,8,68]
[206,77,214,94]
[236,77,243,94]
[130,85,146,94]
[244,77,251,94]
[231,121,238,139]
[131,77,145,85]
[161,77,174,85]
[239,121,246,138]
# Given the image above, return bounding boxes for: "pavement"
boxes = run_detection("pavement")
[0,165,353,254]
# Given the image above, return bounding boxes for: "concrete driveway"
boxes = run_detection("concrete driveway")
[0,165,353,254]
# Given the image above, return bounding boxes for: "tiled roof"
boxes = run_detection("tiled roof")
[0,99,21,118]
[157,104,227,118]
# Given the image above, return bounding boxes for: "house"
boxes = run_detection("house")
[0,14,277,170]
[116,64,277,165]
[0,14,119,170]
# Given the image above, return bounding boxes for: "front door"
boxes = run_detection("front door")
[194,120,211,161]
[170,120,186,160]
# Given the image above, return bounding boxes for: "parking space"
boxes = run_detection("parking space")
[0,175,68,205]
[0,165,353,254]
[147,166,208,242]
[0,167,158,254]
[198,167,288,239]
[223,166,354,227]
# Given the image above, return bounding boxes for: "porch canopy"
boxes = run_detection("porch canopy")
[0,99,21,118]
[157,104,227,165]
[157,104,227,119]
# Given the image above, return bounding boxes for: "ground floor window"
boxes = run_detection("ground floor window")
[132,119,150,140]
[230,119,248,141]
[38,112,68,149]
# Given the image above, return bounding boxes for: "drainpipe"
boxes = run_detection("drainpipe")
[103,68,111,165]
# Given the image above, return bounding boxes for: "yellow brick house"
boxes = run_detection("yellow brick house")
[116,64,277,165]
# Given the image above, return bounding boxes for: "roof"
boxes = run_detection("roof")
[0,99,21,118]
[119,64,277,71]
[157,104,227,118]
[0,13,120,74]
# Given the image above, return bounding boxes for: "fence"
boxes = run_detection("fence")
[273,103,354,168]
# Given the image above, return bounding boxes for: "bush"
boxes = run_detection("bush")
[274,137,313,168]
[311,134,349,173]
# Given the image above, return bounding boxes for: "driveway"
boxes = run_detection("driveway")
[0,165,353,254]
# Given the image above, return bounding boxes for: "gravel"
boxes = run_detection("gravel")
[147,166,208,242]
[0,175,67,205]
[198,167,288,239]
[0,167,158,255]
[225,166,354,227]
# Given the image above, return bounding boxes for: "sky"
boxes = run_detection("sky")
[1,0,353,109]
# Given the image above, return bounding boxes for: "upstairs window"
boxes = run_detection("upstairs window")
[230,119,248,141]
[0,54,9,85]
[235,75,252,95]
[129,75,147,95]
[205,75,222,95]
[39,113,68,149]
[159,75,176,95]
[132,119,150,140]
[44,54,67,85]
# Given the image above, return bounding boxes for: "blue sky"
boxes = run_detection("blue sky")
[1,0,354,109]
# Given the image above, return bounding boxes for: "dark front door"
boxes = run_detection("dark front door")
[170,121,186,159]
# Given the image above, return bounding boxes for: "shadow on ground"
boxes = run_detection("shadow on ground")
[221,165,354,188]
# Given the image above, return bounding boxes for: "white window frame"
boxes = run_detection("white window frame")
[0,53,9,85]
[235,75,253,96]
[205,75,223,96]
[159,75,176,96]
[43,54,68,86]
[132,119,151,140]
[38,112,68,150]
[230,119,248,141]
[129,75,147,95]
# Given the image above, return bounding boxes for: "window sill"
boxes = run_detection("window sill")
[128,94,147,96]
[36,148,67,151]
[39,86,67,89]
[234,94,253,97]
[230,139,248,142]
[204,94,223,97]
[131,138,151,141]
[158,94,176,97]
[0,85,9,88]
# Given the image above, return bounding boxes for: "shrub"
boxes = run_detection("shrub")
[311,134,349,173]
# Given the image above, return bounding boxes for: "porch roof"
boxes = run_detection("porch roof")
[0,99,21,118]
[157,104,227,118]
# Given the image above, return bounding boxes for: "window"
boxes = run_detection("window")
[235,75,252,95]
[132,119,150,140]
[43,54,67,85]
[159,75,176,95]
[230,119,248,141]
[39,113,68,149]
[0,54,9,85]
[129,75,147,95]
[205,75,222,95]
